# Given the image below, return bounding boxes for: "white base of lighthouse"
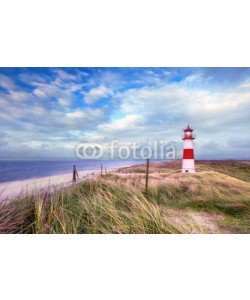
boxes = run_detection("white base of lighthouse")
[182,159,195,173]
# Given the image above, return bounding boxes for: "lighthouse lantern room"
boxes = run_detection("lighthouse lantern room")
[182,125,196,173]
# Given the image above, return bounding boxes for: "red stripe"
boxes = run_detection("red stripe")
[183,149,194,159]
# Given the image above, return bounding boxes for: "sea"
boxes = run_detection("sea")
[0,159,146,184]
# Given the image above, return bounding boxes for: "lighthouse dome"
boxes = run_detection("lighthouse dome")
[184,125,193,132]
[182,125,195,140]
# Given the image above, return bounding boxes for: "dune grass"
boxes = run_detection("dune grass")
[0,181,181,234]
[196,160,250,182]
[0,161,249,234]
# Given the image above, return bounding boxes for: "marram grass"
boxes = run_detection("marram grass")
[0,161,250,234]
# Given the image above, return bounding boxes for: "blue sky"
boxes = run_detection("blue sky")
[0,67,250,160]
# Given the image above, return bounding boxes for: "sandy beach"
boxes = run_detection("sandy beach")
[0,163,137,201]
[0,169,99,201]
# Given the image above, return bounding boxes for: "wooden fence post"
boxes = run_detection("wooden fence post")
[145,158,149,192]
[73,165,79,182]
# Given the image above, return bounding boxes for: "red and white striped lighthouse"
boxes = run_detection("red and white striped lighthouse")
[182,125,196,173]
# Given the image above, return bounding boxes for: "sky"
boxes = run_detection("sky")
[0,67,250,160]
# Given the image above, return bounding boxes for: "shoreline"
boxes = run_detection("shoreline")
[0,162,141,201]
[2,159,247,201]
[0,169,91,201]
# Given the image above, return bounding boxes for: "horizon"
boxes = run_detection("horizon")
[0,67,250,160]
[0,158,250,162]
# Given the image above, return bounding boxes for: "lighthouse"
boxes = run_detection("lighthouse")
[182,125,196,173]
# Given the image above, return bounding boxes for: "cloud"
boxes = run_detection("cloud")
[99,114,142,133]
[53,69,78,82]
[117,80,250,135]
[33,82,74,106]
[0,140,8,147]
[65,108,104,120]
[200,68,250,86]
[0,74,17,90]
[84,85,113,104]
[8,91,32,102]
[0,67,250,159]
